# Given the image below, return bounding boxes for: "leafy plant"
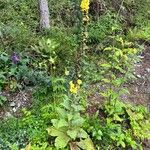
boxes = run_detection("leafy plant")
[0,95,7,106]
[88,12,122,44]
[47,89,95,149]
[11,142,55,150]
[101,88,150,149]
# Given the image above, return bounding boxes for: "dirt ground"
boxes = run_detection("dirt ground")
[88,45,150,108]
[124,45,150,107]
[127,45,150,149]
[0,88,33,119]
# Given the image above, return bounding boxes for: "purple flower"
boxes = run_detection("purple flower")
[11,52,20,64]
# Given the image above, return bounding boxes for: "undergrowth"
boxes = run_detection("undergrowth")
[0,0,150,150]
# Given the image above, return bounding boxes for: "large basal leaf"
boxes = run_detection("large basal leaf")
[77,138,95,150]
[72,117,85,127]
[24,143,31,150]
[51,118,69,128]
[47,127,71,149]
[67,129,78,140]
[47,127,63,137]
[57,119,69,128]
[56,107,67,118]
[54,133,70,149]
[77,129,88,139]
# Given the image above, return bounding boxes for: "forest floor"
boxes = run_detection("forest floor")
[0,45,150,149]
[126,44,150,106]
[0,45,150,118]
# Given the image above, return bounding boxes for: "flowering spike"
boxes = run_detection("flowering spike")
[80,0,90,12]
[11,52,19,64]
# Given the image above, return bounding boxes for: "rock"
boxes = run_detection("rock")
[135,87,138,92]
[136,74,142,78]
[145,68,150,73]
[12,107,17,112]
[135,64,141,67]
[17,102,21,107]
[138,55,144,59]
[10,102,15,107]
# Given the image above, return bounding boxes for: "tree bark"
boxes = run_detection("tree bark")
[39,0,50,29]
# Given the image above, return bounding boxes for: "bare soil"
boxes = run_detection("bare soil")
[88,45,150,109]
[126,45,150,107]
[0,88,33,119]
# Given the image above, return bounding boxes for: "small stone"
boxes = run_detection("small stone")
[138,55,144,59]
[136,74,142,78]
[12,107,17,112]
[135,64,141,67]
[10,102,15,107]
[145,68,150,73]
[135,87,138,92]
[17,102,21,107]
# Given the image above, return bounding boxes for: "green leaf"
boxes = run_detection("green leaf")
[67,113,73,121]
[100,63,111,68]
[71,104,85,111]
[114,66,125,73]
[102,78,110,83]
[47,127,62,137]
[51,119,58,127]
[72,117,85,127]
[61,97,71,109]
[55,133,70,149]
[113,114,123,122]
[100,92,108,97]
[118,141,126,148]
[104,47,113,51]
[67,129,78,140]
[56,108,67,118]
[47,127,70,149]
[77,138,95,150]
[10,143,19,150]
[57,119,69,128]
[77,129,88,139]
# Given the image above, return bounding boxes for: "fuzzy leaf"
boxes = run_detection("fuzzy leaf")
[25,143,31,150]
[57,119,68,128]
[78,129,88,139]
[72,117,85,127]
[77,138,95,150]
[55,133,70,149]
[47,127,62,136]
[56,108,67,118]
[67,129,78,140]
[47,127,70,149]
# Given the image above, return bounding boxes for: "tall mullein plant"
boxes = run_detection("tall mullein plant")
[80,0,90,52]
[74,0,90,79]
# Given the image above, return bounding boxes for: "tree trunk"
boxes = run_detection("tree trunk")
[39,0,50,29]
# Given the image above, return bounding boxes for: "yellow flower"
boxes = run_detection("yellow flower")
[69,81,78,94]
[80,0,90,12]
[77,79,82,85]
